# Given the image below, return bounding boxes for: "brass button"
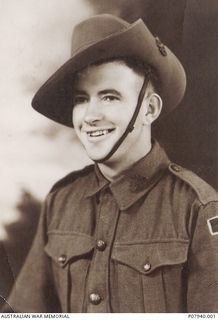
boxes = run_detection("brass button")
[143,263,151,272]
[96,240,106,251]
[89,293,102,305]
[170,163,181,172]
[58,254,67,264]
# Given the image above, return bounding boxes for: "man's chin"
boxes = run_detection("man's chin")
[86,153,109,162]
[82,142,110,160]
[84,148,115,162]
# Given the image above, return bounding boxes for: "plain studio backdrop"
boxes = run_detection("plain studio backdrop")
[0,0,218,300]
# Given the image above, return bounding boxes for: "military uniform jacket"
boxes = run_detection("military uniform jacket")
[8,141,218,312]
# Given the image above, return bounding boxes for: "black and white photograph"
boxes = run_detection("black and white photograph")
[1,0,218,314]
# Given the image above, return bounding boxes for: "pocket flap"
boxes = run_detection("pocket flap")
[112,240,189,274]
[45,231,95,267]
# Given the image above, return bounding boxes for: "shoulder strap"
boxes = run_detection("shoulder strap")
[49,164,94,193]
[168,163,218,205]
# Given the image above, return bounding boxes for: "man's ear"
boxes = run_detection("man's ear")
[143,93,163,125]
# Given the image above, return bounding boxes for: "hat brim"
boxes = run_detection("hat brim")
[32,19,186,127]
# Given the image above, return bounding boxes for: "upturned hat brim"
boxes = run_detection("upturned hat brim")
[32,16,186,127]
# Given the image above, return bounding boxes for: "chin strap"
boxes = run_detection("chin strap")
[96,70,151,163]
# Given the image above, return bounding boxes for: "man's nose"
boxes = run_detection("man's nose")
[84,99,103,125]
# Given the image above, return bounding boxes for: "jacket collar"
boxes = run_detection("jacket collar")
[85,140,170,210]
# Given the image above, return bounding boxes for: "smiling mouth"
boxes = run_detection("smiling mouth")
[86,129,115,137]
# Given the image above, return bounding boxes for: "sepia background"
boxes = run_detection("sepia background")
[1,0,218,300]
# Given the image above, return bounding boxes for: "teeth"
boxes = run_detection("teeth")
[88,129,111,137]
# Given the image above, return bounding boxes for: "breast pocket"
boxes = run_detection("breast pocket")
[111,240,189,312]
[44,231,95,312]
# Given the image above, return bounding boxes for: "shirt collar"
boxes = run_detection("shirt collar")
[85,140,170,210]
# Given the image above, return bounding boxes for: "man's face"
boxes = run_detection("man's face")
[72,61,150,164]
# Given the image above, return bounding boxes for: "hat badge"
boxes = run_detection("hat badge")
[155,37,167,56]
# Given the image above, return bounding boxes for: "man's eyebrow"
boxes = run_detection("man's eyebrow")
[74,90,87,95]
[99,89,122,96]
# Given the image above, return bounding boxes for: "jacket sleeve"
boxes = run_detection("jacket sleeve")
[5,195,61,313]
[187,200,218,312]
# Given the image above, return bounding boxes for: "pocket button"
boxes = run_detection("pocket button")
[58,254,67,265]
[89,293,102,305]
[143,263,151,272]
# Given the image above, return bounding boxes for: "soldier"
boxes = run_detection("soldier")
[7,14,218,312]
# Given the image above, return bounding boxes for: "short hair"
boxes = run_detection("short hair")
[93,56,160,94]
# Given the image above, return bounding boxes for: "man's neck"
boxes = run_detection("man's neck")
[97,142,152,182]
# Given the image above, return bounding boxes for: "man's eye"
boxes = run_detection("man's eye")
[74,96,88,105]
[102,95,119,102]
